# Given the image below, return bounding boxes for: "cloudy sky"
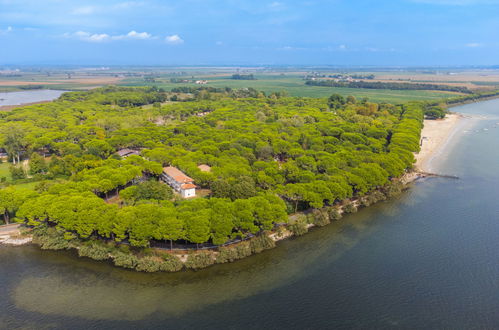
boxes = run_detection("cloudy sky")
[0,0,498,65]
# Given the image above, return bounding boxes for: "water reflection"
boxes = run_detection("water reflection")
[11,193,410,321]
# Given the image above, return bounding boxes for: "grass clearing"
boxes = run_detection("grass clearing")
[0,162,12,181]
[12,181,38,190]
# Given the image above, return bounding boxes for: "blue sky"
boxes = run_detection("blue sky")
[1,0,498,66]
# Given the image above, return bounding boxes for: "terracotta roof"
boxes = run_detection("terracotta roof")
[163,166,194,184]
[181,183,197,190]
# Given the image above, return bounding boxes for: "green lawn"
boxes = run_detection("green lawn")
[120,74,461,104]
[12,181,38,190]
[0,162,11,181]
[0,162,40,190]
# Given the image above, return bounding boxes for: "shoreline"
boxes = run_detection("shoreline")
[415,113,464,173]
[0,100,53,111]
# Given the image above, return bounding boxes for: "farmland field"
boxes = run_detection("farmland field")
[2,68,499,104]
[119,74,462,103]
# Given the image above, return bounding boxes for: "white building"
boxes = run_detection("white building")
[161,166,196,198]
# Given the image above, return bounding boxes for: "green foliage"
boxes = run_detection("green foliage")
[135,256,167,272]
[78,242,111,261]
[249,233,276,254]
[9,165,26,180]
[133,253,183,272]
[307,80,472,94]
[120,180,173,204]
[311,209,331,227]
[29,153,48,175]
[113,251,139,269]
[327,207,342,221]
[32,226,71,250]
[159,253,184,272]
[383,181,404,198]
[2,88,425,249]
[343,203,358,214]
[288,215,309,236]
[185,251,215,270]
[216,242,252,263]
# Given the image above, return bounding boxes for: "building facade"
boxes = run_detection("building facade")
[161,166,196,198]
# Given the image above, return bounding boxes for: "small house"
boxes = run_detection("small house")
[117,148,141,158]
[161,166,196,198]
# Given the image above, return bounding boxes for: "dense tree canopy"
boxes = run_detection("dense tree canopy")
[0,87,423,247]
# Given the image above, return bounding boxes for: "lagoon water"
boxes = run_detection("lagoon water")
[0,90,66,107]
[1,99,499,329]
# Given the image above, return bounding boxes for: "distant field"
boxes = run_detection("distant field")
[120,74,461,103]
[2,68,499,103]
[0,73,124,92]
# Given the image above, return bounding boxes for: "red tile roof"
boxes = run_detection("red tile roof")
[163,166,194,184]
[181,183,197,190]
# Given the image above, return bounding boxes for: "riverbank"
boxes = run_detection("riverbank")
[0,224,32,245]
[0,100,52,111]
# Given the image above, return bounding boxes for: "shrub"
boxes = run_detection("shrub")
[78,243,110,261]
[384,181,404,198]
[343,203,358,214]
[159,254,183,272]
[216,242,252,264]
[135,256,164,272]
[312,209,330,227]
[185,251,215,270]
[328,207,342,221]
[113,252,139,269]
[371,190,387,202]
[32,227,71,250]
[288,216,308,236]
[250,233,276,253]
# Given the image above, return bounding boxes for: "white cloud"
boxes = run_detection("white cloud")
[268,1,285,9]
[67,31,110,42]
[114,30,152,40]
[466,42,482,47]
[71,6,96,15]
[0,26,13,34]
[114,1,144,10]
[64,30,153,42]
[165,34,184,44]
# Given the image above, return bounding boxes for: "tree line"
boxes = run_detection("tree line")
[305,79,473,94]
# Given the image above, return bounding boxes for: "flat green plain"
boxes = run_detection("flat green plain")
[120,74,460,104]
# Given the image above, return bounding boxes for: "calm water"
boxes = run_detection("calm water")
[0,90,66,107]
[1,99,499,329]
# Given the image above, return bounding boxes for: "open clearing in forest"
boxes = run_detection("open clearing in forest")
[0,163,11,181]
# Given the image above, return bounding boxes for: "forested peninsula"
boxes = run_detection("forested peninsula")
[0,87,425,271]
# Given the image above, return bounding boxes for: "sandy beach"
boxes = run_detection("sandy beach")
[414,113,464,173]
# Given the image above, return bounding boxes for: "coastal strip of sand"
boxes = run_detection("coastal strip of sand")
[414,113,467,174]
